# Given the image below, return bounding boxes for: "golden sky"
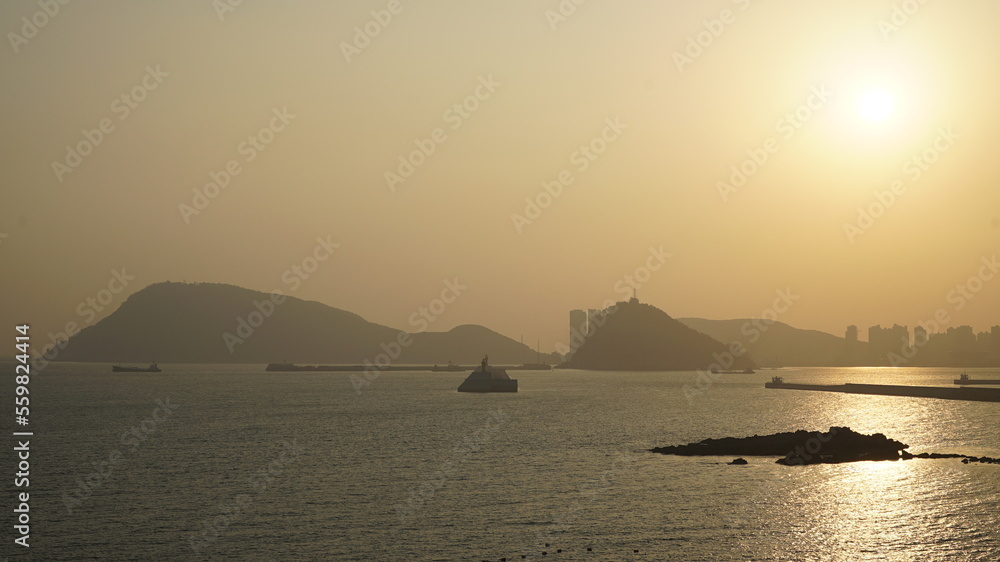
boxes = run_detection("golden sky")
[2,0,999,353]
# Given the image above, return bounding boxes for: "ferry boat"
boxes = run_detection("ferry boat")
[431,361,465,372]
[515,363,552,371]
[112,363,161,373]
[458,355,517,393]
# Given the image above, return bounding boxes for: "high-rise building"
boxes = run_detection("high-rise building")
[888,324,909,349]
[977,331,992,351]
[993,326,1000,351]
[569,309,587,356]
[947,326,976,353]
[914,325,928,346]
[845,325,858,342]
[868,325,882,347]
[867,324,908,358]
[587,308,602,336]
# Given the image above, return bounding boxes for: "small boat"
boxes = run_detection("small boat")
[112,363,161,373]
[266,362,317,372]
[954,373,1000,385]
[431,361,465,372]
[515,363,552,370]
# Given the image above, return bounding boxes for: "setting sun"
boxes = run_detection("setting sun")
[859,90,895,122]
[4,1,1000,560]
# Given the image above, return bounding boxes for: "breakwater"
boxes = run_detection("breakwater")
[764,380,1000,402]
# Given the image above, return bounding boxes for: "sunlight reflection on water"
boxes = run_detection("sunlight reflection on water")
[18,363,1000,560]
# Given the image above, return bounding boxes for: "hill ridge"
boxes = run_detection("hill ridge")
[58,281,547,364]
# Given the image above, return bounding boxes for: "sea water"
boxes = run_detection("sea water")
[4,363,999,561]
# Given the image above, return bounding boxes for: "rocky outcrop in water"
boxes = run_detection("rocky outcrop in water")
[902,452,1000,464]
[651,427,1000,466]
[651,427,908,465]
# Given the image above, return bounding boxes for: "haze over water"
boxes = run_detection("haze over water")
[3,2,1000,560]
[3,1,1000,351]
[9,363,999,560]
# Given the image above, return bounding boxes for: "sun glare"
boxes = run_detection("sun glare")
[859,90,894,123]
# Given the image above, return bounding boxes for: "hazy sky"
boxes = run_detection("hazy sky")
[2,0,999,354]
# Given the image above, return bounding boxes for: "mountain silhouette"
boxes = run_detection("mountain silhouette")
[678,318,872,366]
[56,282,547,365]
[562,300,755,371]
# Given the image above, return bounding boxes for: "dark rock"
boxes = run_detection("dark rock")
[917,452,965,459]
[909,452,1000,464]
[728,458,748,465]
[651,427,909,465]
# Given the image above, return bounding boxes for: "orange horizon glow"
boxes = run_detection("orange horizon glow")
[2,1,999,353]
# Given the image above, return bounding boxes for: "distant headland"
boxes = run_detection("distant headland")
[562,299,756,371]
[38,280,1000,369]
[53,282,553,365]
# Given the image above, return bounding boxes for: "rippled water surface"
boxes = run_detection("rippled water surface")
[4,363,1000,560]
